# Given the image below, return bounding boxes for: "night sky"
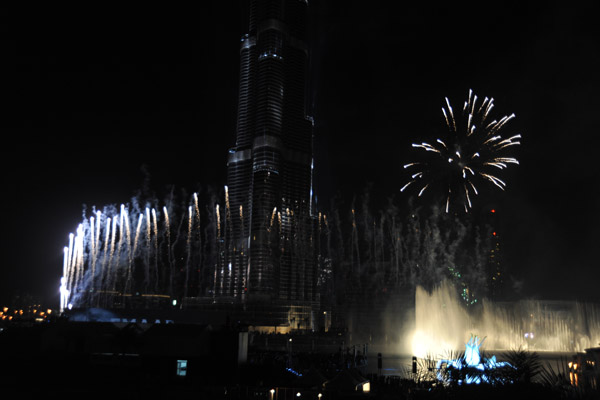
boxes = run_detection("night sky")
[3,1,599,307]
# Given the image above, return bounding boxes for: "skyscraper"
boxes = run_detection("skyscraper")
[218,0,317,314]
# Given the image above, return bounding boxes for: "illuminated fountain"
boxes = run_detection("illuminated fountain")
[411,280,600,357]
[436,334,512,384]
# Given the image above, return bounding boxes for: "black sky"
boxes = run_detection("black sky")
[3,1,599,306]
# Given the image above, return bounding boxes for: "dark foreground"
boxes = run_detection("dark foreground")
[0,320,597,400]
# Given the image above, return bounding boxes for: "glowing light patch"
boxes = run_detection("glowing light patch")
[176,360,188,377]
[436,334,512,385]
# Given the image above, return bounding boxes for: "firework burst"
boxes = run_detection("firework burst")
[401,89,521,212]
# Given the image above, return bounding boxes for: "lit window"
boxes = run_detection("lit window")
[176,360,188,377]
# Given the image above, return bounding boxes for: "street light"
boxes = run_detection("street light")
[269,388,275,400]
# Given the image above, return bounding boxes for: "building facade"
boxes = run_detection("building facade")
[217,0,318,316]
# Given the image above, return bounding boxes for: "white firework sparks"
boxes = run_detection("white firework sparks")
[402,89,521,212]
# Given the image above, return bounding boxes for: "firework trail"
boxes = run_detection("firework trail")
[184,206,193,299]
[62,247,69,285]
[64,244,78,304]
[269,207,277,231]
[74,225,83,293]
[61,189,316,309]
[61,248,70,312]
[121,206,132,292]
[193,192,201,227]
[108,216,117,267]
[66,233,75,294]
[126,213,144,294]
[133,213,144,260]
[239,204,245,243]
[213,204,221,300]
[215,204,225,292]
[144,207,152,292]
[121,205,132,270]
[402,89,521,212]
[350,208,361,275]
[277,210,282,230]
[193,193,202,291]
[223,187,232,293]
[59,193,203,308]
[99,217,111,299]
[90,215,96,291]
[216,204,221,239]
[94,210,101,254]
[239,205,248,292]
[90,211,102,293]
[152,208,159,293]
[72,225,84,298]
[163,206,174,296]
[224,186,232,236]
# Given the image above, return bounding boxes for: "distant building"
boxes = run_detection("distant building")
[215,0,319,330]
[571,347,600,390]
[483,207,504,300]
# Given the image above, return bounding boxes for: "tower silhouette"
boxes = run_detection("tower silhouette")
[218,0,318,319]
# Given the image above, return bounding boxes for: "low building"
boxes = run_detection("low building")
[571,346,600,390]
